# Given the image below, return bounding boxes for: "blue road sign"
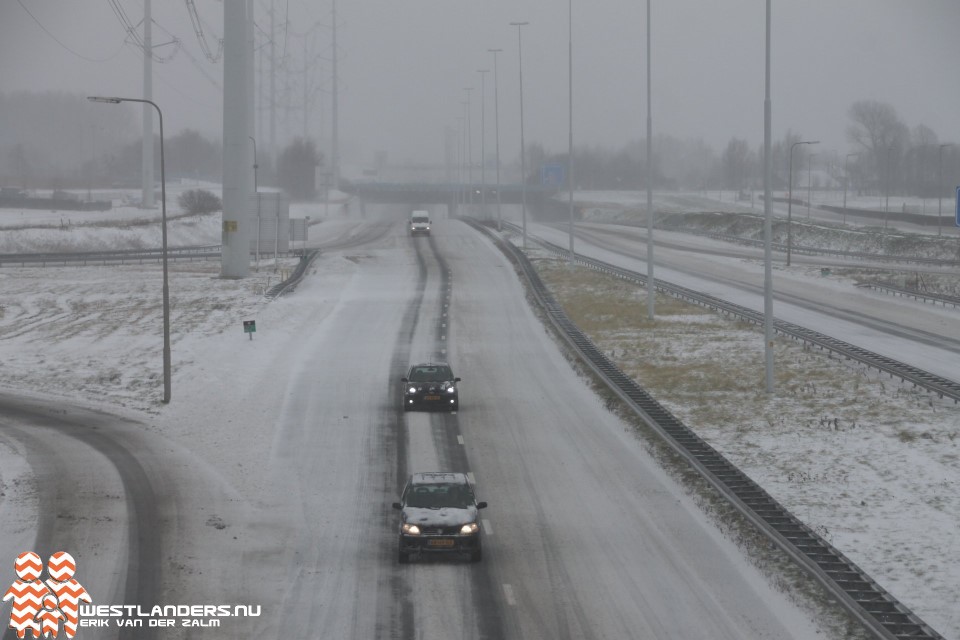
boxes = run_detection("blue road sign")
[956,186,960,227]
[541,164,565,187]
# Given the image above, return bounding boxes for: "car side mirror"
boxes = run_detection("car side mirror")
[454,377,461,382]
[392,502,403,510]
[476,501,487,510]
[401,378,408,383]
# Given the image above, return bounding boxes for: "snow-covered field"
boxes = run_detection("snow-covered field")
[0,188,957,638]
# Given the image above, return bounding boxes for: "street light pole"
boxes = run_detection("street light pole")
[787,140,818,267]
[567,0,575,264]
[807,152,816,219]
[511,21,530,249]
[250,135,261,266]
[461,100,469,210]
[455,115,464,214]
[489,48,503,231]
[843,152,859,224]
[762,0,774,393]
[477,69,489,219]
[88,95,171,404]
[884,146,892,226]
[939,143,952,237]
[454,116,463,213]
[645,0,654,320]
[463,86,473,205]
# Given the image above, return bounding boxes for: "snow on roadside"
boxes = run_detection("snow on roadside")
[2,195,958,638]
[533,253,960,640]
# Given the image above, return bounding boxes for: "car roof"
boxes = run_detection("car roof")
[409,472,469,485]
[407,362,452,371]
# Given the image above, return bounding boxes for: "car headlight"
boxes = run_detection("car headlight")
[446,386,456,394]
[460,522,479,535]
[402,523,421,535]
[408,386,417,394]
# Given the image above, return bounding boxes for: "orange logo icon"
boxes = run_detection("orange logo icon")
[3,552,91,639]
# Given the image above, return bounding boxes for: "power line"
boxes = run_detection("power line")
[107,0,181,63]
[184,0,223,62]
[15,0,126,62]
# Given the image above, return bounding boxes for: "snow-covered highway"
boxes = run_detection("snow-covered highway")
[1,204,828,638]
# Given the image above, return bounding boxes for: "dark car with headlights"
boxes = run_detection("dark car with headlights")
[402,363,460,411]
[392,472,487,563]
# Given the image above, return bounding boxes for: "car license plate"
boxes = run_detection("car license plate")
[427,538,455,547]
[424,395,441,401]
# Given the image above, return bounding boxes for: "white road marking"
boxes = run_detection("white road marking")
[457,434,464,445]
[467,471,476,484]
[482,518,493,535]
[503,584,517,606]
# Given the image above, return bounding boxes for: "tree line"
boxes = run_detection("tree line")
[3,91,954,201]
[529,99,959,199]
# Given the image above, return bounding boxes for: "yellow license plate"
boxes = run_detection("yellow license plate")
[424,395,441,401]
[427,538,455,547]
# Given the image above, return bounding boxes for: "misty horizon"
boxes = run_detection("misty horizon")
[2,1,959,171]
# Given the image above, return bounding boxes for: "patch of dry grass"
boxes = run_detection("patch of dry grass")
[532,253,958,460]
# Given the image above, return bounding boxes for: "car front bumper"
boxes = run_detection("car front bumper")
[399,534,480,555]
[405,394,458,410]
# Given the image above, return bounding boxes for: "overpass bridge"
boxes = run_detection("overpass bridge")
[341,181,561,209]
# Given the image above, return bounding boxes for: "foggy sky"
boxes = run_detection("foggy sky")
[2,0,959,168]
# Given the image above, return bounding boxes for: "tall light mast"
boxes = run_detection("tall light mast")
[142,0,155,209]
[331,0,340,189]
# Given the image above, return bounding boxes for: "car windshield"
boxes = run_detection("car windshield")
[408,366,453,382]
[405,483,473,509]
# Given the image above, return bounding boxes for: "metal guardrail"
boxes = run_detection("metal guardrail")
[465,217,945,640]
[265,249,320,299]
[856,282,960,309]
[662,226,960,268]
[0,245,221,267]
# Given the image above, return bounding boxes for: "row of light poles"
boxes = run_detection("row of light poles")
[453,29,521,237]
[462,4,655,268]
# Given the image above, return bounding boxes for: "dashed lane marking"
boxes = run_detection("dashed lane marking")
[503,584,517,607]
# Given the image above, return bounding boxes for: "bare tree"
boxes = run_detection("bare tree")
[277,137,322,200]
[846,100,909,193]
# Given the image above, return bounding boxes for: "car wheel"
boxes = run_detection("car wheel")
[398,549,410,564]
[469,547,482,563]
